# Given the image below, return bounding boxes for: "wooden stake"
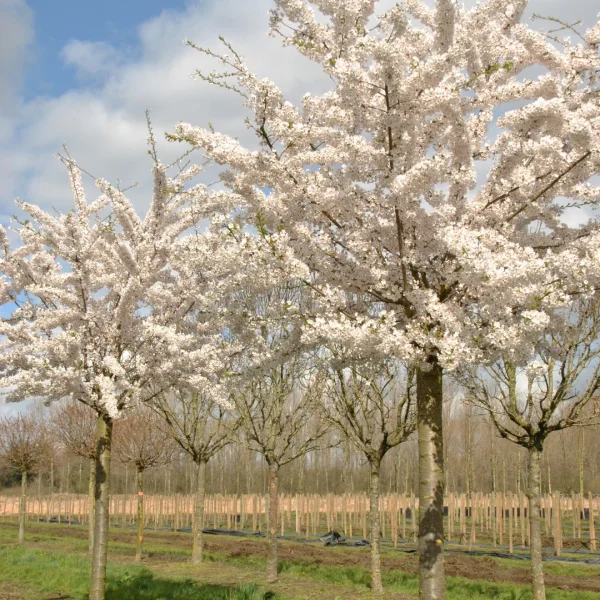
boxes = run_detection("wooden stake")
[589,492,596,553]
[508,492,513,554]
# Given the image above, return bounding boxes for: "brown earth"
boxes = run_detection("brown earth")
[541,535,596,550]
[204,537,600,593]
[0,582,30,600]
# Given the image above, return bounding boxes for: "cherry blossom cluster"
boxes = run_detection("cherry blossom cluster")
[172,0,600,370]
[0,156,279,418]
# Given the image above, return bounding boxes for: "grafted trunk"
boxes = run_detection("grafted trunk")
[88,457,96,554]
[18,470,27,545]
[135,466,144,562]
[89,413,113,600]
[267,462,279,583]
[417,361,446,600]
[192,459,207,563]
[369,460,383,593]
[528,445,546,600]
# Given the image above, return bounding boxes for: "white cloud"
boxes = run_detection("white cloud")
[0,0,33,116]
[60,40,122,80]
[0,0,33,228]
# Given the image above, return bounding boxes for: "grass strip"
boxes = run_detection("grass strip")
[0,546,273,600]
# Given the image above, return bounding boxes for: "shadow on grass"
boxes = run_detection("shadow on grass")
[105,571,274,600]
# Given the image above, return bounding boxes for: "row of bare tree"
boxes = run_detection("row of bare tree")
[6,400,598,499]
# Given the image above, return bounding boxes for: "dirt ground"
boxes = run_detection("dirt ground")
[198,536,600,594]
[0,582,33,600]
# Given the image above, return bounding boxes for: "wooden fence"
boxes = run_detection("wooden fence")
[1,491,597,556]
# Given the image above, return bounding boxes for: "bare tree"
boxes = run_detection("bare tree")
[320,355,416,593]
[458,299,600,600]
[113,408,175,562]
[50,400,97,552]
[222,282,328,582]
[151,389,231,563]
[233,361,328,583]
[0,410,50,543]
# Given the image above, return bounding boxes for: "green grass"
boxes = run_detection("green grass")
[0,546,274,600]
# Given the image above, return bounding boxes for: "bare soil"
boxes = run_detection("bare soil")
[203,536,600,593]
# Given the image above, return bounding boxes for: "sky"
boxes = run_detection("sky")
[1,0,598,223]
[0,0,333,227]
[0,0,599,412]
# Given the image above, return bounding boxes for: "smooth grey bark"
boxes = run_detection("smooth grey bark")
[18,470,26,545]
[89,413,113,600]
[267,462,279,583]
[578,428,584,496]
[135,467,144,563]
[369,461,383,593]
[417,361,446,600]
[88,457,96,554]
[192,459,207,563]
[528,446,546,600]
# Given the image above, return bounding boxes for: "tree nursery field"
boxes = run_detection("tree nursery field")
[2,1,600,599]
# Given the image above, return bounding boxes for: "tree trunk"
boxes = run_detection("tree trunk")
[528,445,546,600]
[192,459,207,563]
[578,428,584,496]
[267,462,279,583]
[135,466,144,562]
[18,470,27,544]
[491,427,497,547]
[369,460,383,593]
[88,457,96,554]
[417,360,446,600]
[89,413,113,600]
